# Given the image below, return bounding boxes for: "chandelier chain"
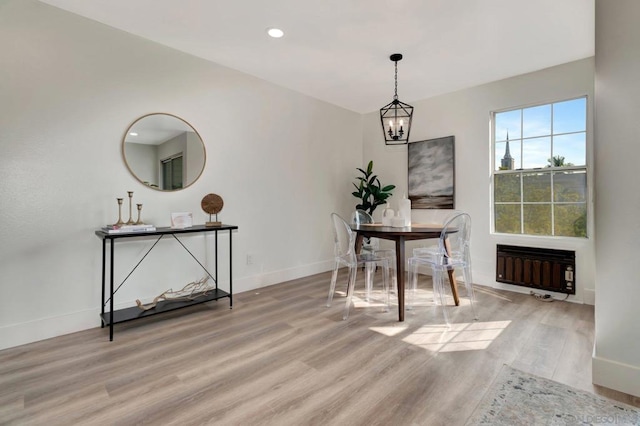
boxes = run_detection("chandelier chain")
[394,60,398,100]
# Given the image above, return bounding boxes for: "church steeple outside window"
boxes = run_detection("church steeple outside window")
[500,132,515,170]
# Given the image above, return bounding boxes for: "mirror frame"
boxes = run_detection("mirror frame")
[122,113,206,191]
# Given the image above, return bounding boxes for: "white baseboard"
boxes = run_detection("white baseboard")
[473,270,594,305]
[234,259,334,293]
[484,281,583,304]
[0,308,99,351]
[582,288,595,305]
[593,354,640,398]
[0,260,335,351]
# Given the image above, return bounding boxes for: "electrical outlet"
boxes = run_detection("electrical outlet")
[246,253,254,265]
[565,269,574,281]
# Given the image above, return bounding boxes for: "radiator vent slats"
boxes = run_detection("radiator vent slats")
[496,245,575,294]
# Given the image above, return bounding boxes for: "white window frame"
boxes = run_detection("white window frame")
[491,96,589,238]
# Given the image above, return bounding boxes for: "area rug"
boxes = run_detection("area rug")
[465,365,639,425]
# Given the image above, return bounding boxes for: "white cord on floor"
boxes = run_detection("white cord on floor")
[530,290,554,302]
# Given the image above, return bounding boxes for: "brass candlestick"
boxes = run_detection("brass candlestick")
[126,191,135,225]
[114,198,125,226]
[135,204,144,225]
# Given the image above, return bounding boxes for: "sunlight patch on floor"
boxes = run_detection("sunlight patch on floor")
[370,320,511,353]
[335,290,389,309]
[369,326,409,337]
[344,284,512,353]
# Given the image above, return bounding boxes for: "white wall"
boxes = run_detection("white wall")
[363,58,596,304]
[592,0,640,398]
[0,0,361,349]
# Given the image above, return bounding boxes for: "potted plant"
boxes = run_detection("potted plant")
[352,160,395,216]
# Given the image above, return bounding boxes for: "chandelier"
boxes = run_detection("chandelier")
[379,53,413,145]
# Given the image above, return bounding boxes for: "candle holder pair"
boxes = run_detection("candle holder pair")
[113,191,144,226]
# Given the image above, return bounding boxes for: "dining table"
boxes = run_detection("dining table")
[351,223,460,322]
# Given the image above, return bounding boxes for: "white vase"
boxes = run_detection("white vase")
[400,194,411,226]
[382,203,395,226]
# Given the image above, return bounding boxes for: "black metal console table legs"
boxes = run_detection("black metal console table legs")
[96,225,237,341]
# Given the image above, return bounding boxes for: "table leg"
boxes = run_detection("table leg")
[355,234,364,255]
[215,230,219,291]
[229,229,233,309]
[109,239,114,341]
[447,270,460,306]
[444,237,460,306]
[101,238,105,328]
[395,237,406,322]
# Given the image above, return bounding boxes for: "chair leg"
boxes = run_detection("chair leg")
[364,261,375,302]
[462,265,478,320]
[343,266,358,320]
[326,263,339,307]
[433,269,450,326]
[382,259,390,312]
[407,259,417,311]
[431,268,442,306]
[389,253,397,298]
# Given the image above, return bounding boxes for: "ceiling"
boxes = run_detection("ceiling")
[38,0,594,114]
[124,114,195,145]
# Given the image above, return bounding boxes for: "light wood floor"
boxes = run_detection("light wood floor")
[1,270,638,425]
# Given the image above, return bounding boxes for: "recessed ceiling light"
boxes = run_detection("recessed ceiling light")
[129,132,138,136]
[267,28,284,38]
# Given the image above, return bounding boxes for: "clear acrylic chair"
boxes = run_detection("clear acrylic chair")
[407,212,477,325]
[327,213,390,320]
[411,209,463,305]
[412,209,463,260]
[351,209,397,291]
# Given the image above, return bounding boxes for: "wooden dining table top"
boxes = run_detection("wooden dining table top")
[351,223,445,240]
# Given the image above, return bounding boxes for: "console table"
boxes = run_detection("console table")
[95,224,237,341]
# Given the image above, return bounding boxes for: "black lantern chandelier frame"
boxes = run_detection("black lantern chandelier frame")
[380,53,413,145]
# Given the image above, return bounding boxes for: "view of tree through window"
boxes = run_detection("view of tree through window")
[493,97,587,237]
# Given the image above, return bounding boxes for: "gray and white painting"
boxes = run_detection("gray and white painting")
[408,136,455,209]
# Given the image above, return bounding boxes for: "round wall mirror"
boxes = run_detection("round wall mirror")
[122,113,206,191]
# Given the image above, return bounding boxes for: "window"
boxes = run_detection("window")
[161,154,184,190]
[492,97,587,237]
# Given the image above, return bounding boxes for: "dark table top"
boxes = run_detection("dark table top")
[95,224,238,239]
[350,223,444,241]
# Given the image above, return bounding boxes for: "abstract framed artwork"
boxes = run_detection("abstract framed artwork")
[408,136,455,209]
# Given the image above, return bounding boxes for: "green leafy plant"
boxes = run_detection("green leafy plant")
[352,160,395,216]
[547,155,574,167]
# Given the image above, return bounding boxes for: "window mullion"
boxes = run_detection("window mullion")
[550,171,555,236]
[519,171,524,234]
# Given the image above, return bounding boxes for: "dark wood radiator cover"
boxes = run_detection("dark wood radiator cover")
[496,244,575,294]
